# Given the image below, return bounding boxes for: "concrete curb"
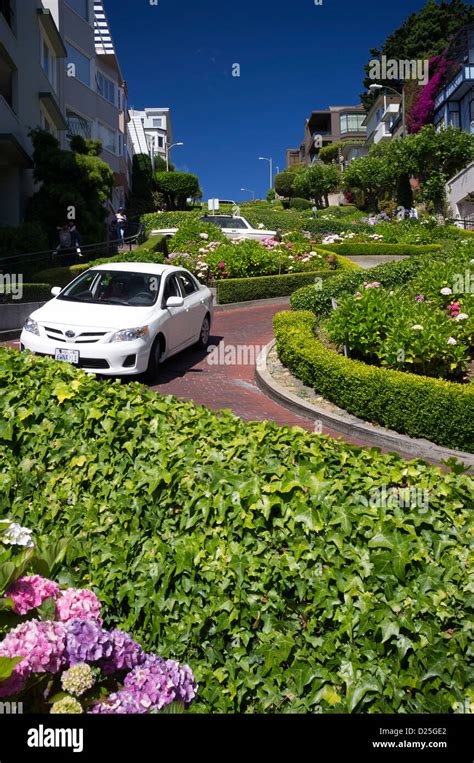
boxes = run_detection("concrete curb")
[255,340,474,471]
[214,296,290,312]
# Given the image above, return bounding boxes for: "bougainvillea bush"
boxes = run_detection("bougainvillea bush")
[0,528,197,714]
[0,350,472,713]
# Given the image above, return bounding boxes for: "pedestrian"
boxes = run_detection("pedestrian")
[115,208,127,248]
[68,221,82,256]
[54,222,71,256]
[409,206,418,220]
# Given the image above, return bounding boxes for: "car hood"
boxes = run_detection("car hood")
[30,298,156,331]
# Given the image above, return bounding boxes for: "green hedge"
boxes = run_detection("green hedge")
[216,255,360,304]
[0,347,471,713]
[274,311,474,452]
[0,283,52,304]
[216,270,338,304]
[34,236,168,288]
[317,243,442,257]
[0,222,48,259]
[290,255,440,316]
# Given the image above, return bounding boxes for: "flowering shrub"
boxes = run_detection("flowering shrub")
[0,534,198,714]
[325,250,474,380]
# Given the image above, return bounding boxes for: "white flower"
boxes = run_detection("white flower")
[198,248,208,253]
[199,233,209,240]
[455,313,469,321]
[411,324,423,331]
[447,337,457,345]
[0,520,34,547]
[258,224,264,229]
[440,287,452,296]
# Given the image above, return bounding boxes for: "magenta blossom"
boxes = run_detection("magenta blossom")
[5,576,60,616]
[56,588,103,624]
[415,294,425,302]
[0,620,67,695]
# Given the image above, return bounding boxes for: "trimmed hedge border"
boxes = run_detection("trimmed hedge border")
[0,283,52,304]
[215,255,360,304]
[273,310,474,452]
[317,243,442,257]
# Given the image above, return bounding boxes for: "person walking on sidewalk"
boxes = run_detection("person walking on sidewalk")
[115,208,127,248]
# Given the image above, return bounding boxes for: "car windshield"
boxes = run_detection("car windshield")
[58,270,161,307]
[200,216,248,229]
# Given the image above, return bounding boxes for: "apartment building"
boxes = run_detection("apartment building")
[0,0,67,225]
[432,24,474,220]
[362,94,401,147]
[286,104,366,168]
[128,107,173,169]
[42,0,130,210]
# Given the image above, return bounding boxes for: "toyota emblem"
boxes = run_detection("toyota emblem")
[65,330,75,339]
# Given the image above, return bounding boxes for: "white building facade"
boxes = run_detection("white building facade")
[128,107,173,170]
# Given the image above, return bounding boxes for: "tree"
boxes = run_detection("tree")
[361,0,474,109]
[318,142,344,164]
[396,125,474,212]
[154,172,201,210]
[274,166,304,199]
[343,152,397,212]
[154,155,175,173]
[396,173,414,210]
[293,163,342,207]
[127,154,154,218]
[27,129,113,243]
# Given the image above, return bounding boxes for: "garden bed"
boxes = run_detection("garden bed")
[0,347,471,713]
[273,310,474,452]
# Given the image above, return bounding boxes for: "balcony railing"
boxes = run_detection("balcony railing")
[435,65,474,109]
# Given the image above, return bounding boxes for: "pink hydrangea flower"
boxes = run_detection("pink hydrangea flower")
[5,575,60,615]
[56,589,103,625]
[0,620,66,696]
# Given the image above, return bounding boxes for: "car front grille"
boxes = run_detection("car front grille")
[43,326,108,344]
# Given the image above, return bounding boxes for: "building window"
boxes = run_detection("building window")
[41,36,57,91]
[0,48,14,109]
[340,114,366,133]
[99,123,117,154]
[65,0,89,21]
[40,109,57,137]
[65,42,91,87]
[158,136,164,149]
[0,0,14,29]
[152,117,163,128]
[66,109,92,140]
[96,70,116,105]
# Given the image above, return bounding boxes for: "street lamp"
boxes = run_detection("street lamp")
[258,156,273,191]
[369,83,405,137]
[240,187,255,200]
[166,141,184,171]
[275,165,280,175]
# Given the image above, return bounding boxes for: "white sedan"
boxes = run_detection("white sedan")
[20,263,214,378]
[151,215,277,241]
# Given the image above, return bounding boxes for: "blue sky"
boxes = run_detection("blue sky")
[105,0,427,201]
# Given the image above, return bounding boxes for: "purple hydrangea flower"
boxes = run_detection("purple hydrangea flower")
[65,619,113,666]
[99,629,146,675]
[90,691,143,714]
[0,620,66,696]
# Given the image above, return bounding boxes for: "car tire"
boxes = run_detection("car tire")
[196,315,211,349]
[145,335,164,382]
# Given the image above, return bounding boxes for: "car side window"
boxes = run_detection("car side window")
[162,275,181,307]
[177,272,198,297]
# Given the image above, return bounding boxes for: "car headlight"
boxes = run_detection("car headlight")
[24,318,40,336]
[109,326,149,343]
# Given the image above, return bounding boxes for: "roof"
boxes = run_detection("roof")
[89,263,182,276]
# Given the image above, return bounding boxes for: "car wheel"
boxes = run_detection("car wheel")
[196,315,210,349]
[145,335,164,381]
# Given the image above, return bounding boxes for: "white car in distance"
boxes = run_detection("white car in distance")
[151,215,277,241]
[20,263,214,378]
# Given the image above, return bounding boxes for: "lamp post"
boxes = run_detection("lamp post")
[275,165,280,175]
[369,83,405,137]
[240,187,255,200]
[166,141,184,171]
[258,156,273,191]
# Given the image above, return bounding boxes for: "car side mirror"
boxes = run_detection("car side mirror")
[51,287,62,297]
[166,296,184,308]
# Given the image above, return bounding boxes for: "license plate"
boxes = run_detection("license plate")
[55,348,79,364]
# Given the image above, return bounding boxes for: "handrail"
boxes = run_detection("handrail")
[447,217,474,230]
[0,222,145,270]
